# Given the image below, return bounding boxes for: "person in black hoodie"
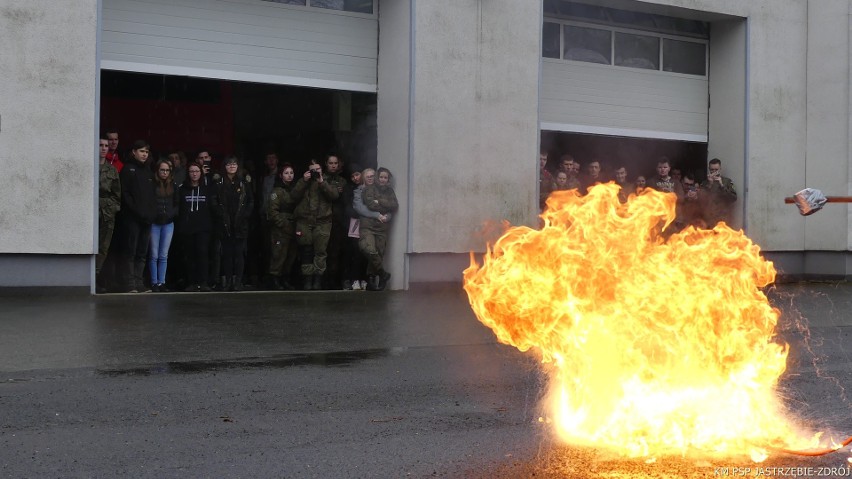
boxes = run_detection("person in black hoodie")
[148,158,179,292]
[216,156,254,291]
[178,162,219,292]
[116,140,157,293]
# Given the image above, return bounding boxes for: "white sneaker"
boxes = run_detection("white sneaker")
[359,280,368,290]
[351,280,362,290]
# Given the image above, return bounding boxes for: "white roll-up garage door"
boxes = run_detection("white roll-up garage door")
[101,0,378,92]
[540,18,709,142]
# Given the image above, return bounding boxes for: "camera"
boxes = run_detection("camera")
[310,169,320,180]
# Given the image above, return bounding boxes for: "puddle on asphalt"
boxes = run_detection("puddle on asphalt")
[97,347,407,376]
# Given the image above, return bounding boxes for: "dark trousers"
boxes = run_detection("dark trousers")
[343,236,366,282]
[259,217,273,277]
[181,231,210,287]
[166,223,186,288]
[208,230,221,285]
[118,215,151,290]
[96,216,115,275]
[269,233,298,277]
[325,220,345,286]
[221,236,247,280]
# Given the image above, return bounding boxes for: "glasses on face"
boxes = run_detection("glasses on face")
[159,168,171,173]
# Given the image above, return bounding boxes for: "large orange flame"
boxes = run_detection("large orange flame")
[463,183,817,460]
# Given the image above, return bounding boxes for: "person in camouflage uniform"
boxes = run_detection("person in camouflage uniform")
[647,157,684,197]
[700,158,737,226]
[266,163,304,290]
[294,159,339,290]
[97,137,121,291]
[323,154,348,289]
[357,167,399,291]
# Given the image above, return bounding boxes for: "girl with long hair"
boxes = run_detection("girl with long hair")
[217,155,254,291]
[149,158,179,291]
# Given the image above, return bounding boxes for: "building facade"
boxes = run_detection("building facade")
[1,0,850,291]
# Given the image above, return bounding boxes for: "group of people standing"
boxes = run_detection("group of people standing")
[539,150,738,231]
[96,131,398,294]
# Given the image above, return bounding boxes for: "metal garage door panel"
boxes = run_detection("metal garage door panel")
[540,59,708,141]
[101,0,378,92]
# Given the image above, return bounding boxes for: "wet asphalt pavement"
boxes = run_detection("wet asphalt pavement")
[1,283,852,478]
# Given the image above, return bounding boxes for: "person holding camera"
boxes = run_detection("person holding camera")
[196,150,223,289]
[671,172,706,233]
[323,154,348,290]
[700,158,737,226]
[294,159,339,290]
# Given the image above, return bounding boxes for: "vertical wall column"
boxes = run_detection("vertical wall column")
[377,0,413,289]
[707,19,747,231]
[0,0,99,286]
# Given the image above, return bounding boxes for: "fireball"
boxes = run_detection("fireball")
[463,183,817,460]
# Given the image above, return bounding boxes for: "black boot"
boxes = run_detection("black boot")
[312,274,324,290]
[303,275,314,290]
[378,270,391,291]
[223,275,233,292]
[270,276,284,291]
[233,276,243,292]
[365,275,378,291]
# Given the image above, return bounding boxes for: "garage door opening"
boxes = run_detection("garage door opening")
[541,131,708,186]
[97,70,377,293]
[100,70,378,174]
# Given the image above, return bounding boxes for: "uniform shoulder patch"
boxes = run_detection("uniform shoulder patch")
[270,193,277,201]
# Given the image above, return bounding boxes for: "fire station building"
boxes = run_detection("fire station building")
[1,0,850,290]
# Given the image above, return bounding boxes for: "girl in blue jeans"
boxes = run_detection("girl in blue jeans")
[149,158,179,292]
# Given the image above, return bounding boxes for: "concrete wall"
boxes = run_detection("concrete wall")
[0,0,99,286]
[377,0,412,289]
[400,0,541,283]
[804,0,849,253]
[707,19,746,231]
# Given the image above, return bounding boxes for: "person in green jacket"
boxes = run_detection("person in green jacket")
[294,159,339,290]
[97,137,121,292]
[357,167,399,291]
[267,163,304,290]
